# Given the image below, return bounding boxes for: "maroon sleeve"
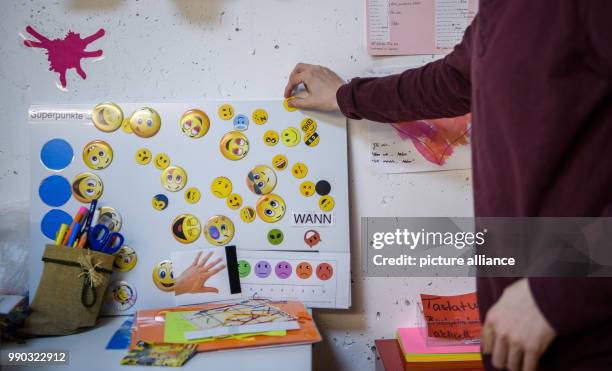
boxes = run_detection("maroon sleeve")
[336,19,475,123]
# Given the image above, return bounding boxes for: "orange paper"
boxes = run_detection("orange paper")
[130,300,321,352]
[420,292,481,340]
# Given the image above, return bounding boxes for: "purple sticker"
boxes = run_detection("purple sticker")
[275,261,292,279]
[254,260,271,278]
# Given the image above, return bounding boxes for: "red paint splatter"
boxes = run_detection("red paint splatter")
[392,114,471,166]
[23,26,105,88]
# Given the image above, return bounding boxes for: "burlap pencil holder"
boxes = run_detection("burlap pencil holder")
[22,244,114,336]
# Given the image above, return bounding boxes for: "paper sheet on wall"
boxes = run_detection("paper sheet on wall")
[367,0,478,56]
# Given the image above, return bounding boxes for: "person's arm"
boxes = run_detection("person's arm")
[284,18,475,121]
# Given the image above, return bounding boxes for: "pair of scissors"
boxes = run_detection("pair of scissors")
[87,224,124,254]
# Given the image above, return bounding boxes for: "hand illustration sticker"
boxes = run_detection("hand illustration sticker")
[174,251,226,296]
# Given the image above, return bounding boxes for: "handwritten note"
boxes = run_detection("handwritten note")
[420,292,481,340]
[366,0,478,55]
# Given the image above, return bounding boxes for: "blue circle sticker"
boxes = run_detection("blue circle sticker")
[40,209,73,240]
[39,175,71,207]
[40,138,74,170]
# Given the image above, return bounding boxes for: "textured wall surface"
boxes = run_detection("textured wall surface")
[0,1,474,369]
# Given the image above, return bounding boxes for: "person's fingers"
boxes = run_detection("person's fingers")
[288,95,317,109]
[190,251,203,267]
[491,335,509,370]
[206,264,226,277]
[284,63,311,97]
[203,257,223,271]
[481,324,495,354]
[506,343,523,371]
[198,286,219,294]
[522,350,538,371]
[197,251,213,268]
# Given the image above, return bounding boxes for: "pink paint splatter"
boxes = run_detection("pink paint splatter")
[23,25,105,88]
[392,114,471,166]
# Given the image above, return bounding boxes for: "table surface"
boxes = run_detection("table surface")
[1,316,312,370]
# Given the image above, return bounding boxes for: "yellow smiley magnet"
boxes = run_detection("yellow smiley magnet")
[281,127,300,147]
[135,148,152,165]
[71,172,103,203]
[180,109,210,139]
[304,132,320,147]
[152,194,169,210]
[291,162,308,179]
[319,195,335,211]
[161,166,188,192]
[114,245,137,272]
[121,117,133,134]
[263,130,279,147]
[92,102,123,132]
[240,206,256,223]
[218,104,235,120]
[283,97,297,112]
[246,165,277,195]
[272,154,288,171]
[299,181,315,197]
[203,215,235,246]
[184,187,201,204]
[129,107,161,138]
[211,176,232,198]
[171,214,201,243]
[226,193,243,210]
[83,140,113,170]
[256,193,286,223]
[300,118,317,134]
[154,153,170,170]
[220,131,249,161]
[152,260,174,292]
[252,109,268,125]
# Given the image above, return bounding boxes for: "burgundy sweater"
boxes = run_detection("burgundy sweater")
[337,1,612,370]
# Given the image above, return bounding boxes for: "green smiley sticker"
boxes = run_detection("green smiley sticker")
[267,229,284,245]
[238,260,251,278]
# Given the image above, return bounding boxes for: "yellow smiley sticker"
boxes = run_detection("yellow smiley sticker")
[180,109,210,139]
[152,194,169,210]
[291,162,308,179]
[263,130,279,147]
[252,109,268,125]
[220,131,249,161]
[171,214,201,243]
[281,127,300,147]
[240,206,256,223]
[218,104,235,120]
[71,172,103,203]
[154,153,170,170]
[319,195,335,211]
[83,140,113,170]
[300,118,317,134]
[203,215,235,246]
[272,154,288,171]
[114,245,137,272]
[283,97,297,112]
[211,176,232,198]
[256,193,286,223]
[299,181,315,197]
[135,148,152,165]
[226,193,243,210]
[184,187,201,204]
[304,132,320,147]
[152,260,174,292]
[121,117,133,134]
[129,107,162,138]
[161,166,187,192]
[92,102,123,133]
[246,165,277,195]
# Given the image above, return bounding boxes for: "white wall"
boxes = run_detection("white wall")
[0,1,474,369]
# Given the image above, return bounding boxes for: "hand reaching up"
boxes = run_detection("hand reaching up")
[284,63,345,111]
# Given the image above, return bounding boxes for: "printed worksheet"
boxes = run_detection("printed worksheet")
[367,0,478,55]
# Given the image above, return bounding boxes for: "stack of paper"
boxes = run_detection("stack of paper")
[396,327,483,370]
[131,300,321,352]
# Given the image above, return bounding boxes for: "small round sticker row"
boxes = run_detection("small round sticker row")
[240,260,334,280]
[263,118,319,148]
